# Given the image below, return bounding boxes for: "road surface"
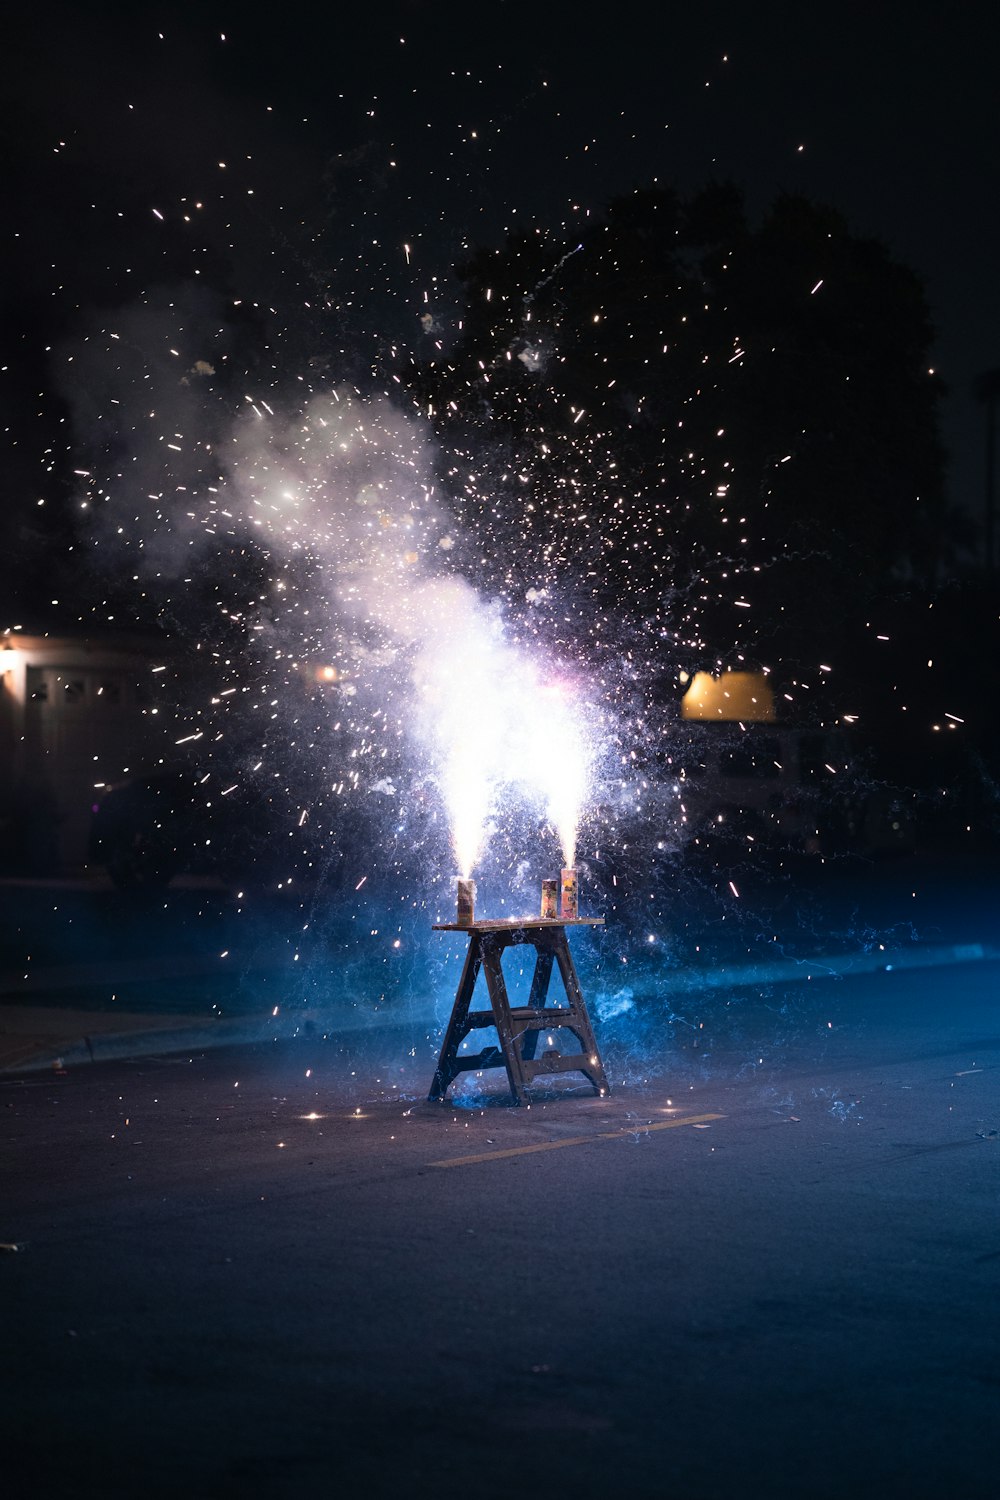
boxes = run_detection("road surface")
[3,955,998,1499]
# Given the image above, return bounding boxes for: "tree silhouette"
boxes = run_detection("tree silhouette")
[974,367,1000,573]
[403,185,954,691]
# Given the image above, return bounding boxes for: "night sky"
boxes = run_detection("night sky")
[4,1,998,607]
[4,23,999,1488]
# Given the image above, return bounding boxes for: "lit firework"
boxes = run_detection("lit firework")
[32,18,962,965]
[222,389,604,885]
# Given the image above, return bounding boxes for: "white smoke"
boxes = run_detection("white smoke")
[223,389,599,875]
[60,311,602,880]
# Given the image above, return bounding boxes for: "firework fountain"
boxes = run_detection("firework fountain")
[45,40,916,1091]
[193,389,606,933]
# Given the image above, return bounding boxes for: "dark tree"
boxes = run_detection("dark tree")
[974,367,1000,573]
[402,186,953,698]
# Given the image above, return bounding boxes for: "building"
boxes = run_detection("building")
[0,630,182,872]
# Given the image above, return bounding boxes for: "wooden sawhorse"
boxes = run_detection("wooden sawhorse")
[429,918,610,1106]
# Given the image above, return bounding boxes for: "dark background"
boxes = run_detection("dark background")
[2,0,999,878]
[3,19,1000,1492]
[3,0,998,604]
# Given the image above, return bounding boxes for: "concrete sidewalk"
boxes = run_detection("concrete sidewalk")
[2,936,995,1075]
[0,990,431,1074]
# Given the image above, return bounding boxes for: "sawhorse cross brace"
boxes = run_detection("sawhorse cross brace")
[429,918,610,1106]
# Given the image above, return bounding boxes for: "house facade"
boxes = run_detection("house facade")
[1,631,182,872]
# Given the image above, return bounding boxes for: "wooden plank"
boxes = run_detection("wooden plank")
[432,917,604,932]
[522,1052,598,1077]
[463,1009,506,1029]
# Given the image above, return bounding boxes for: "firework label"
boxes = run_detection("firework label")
[559,867,579,920]
[541,878,559,919]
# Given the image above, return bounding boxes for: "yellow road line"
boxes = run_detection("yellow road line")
[428,1112,724,1168]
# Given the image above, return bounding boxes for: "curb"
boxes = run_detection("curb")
[657,940,995,994]
[0,1003,441,1076]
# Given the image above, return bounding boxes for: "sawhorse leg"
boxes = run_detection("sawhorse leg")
[427,934,482,1101]
[550,931,610,1096]
[519,949,554,1062]
[480,934,533,1105]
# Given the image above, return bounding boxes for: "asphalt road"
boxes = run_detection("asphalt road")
[3,958,999,1500]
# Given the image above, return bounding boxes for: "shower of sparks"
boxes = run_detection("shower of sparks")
[215,387,602,879]
[13,14,974,993]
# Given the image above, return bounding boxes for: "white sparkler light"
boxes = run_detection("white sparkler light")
[223,389,600,880]
[409,576,597,877]
[530,677,593,870]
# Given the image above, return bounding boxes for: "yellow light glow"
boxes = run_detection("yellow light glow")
[681,670,775,722]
